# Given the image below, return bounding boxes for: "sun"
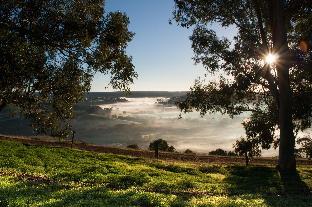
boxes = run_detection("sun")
[264,53,278,65]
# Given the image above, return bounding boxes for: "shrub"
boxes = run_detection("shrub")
[177,179,196,190]
[184,149,195,154]
[227,151,237,156]
[168,145,176,152]
[209,148,228,156]
[127,144,140,149]
[106,173,150,189]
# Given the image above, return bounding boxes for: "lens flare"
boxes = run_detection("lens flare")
[264,53,278,65]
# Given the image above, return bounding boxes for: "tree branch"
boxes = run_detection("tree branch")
[227,105,265,114]
[252,0,269,49]
[263,65,280,109]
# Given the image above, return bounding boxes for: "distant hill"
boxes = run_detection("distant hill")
[0,91,187,137]
[86,91,187,98]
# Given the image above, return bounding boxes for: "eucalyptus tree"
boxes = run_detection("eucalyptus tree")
[0,0,137,137]
[173,0,311,173]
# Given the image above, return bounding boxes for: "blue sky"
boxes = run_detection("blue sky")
[91,0,236,92]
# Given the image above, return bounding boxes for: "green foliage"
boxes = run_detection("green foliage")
[209,148,228,156]
[149,139,169,151]
[0,141,311,206]
[173,0,312,159]
[234,137,261,165]
[0,0,137,136]
[106,173,150,189]
[149,139,175,152]
[297,135,312,159]
[209,148,237,156]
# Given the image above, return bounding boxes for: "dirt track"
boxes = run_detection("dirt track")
[1,134,311,165]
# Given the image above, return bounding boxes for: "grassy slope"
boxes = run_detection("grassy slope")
[0,141,311,207]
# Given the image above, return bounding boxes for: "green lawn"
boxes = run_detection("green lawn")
[0,141,311,207]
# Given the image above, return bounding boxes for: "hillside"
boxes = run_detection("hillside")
[0,140,311,207]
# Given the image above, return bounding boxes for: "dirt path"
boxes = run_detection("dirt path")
[1,134,311,165]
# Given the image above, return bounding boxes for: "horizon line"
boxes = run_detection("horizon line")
[88,90,189,93]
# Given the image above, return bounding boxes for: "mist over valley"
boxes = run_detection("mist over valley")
[0,92,277,155]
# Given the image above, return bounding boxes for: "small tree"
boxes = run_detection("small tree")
[168,145,176,152]
[227,151,237,156]
[209,148,228,156]
[297,136,312,159]
[234,137,261,166]
[127,144,140,150]
[184,149,195,154]
[149,139,172,158]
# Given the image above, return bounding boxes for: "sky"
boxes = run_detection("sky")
[91,0,236,92]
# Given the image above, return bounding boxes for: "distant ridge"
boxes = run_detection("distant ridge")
[86,91,187,98]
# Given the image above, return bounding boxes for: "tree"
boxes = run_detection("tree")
[0,0,137,137]
[209,148,228,156]
[184,149,195,154]
[297,135,312,159]
[127,144,140,150]
[234,137,261,166]
[208,148,237,156]
[173,0,312,173]
[227,151,237,156]
[149,139,175,158]
[168,145,176,152]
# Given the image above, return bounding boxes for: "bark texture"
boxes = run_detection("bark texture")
[271,0,296,173]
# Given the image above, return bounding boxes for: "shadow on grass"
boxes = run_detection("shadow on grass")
[225,165,311,194]
[263,171,312,207]
[224,165,312,207]
[279,171,311,195]
[224,166,281,195]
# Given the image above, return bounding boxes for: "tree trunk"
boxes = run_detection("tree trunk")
[245,152,249,166]
[0,101,6,112]
[71,130,75,148]
[155,145,159,159]
[271,0,296,174]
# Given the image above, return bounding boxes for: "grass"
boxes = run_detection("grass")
[0,140,311,207]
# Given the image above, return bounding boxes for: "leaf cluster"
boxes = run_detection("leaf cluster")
[149,139,175,152]
[0,0,137,136]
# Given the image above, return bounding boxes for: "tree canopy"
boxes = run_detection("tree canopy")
[173,0,312,172]
[149,139,171,152]
[297,135,312,159]
[208,148,228,156]
[234,137,261,166]
[0,0,137,137]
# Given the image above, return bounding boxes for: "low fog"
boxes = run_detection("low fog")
[73,97,276,155]
[0,94,279,156]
